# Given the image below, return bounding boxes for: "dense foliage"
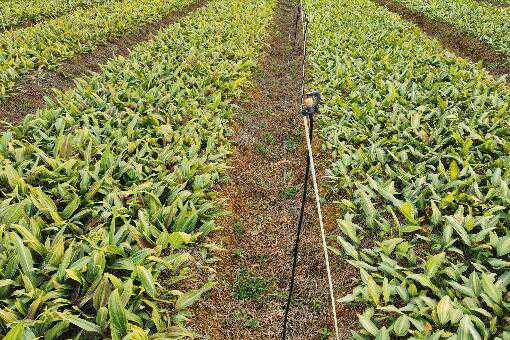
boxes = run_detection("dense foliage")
[0,0,190,100]
[306,0,510,338]
[393,0,510,56]
[0,0,111,30]
[0,0,274,337]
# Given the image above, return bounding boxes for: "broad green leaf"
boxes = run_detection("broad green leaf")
[175,281,216,310]
[366,275,381,306]
[135,266,156,298]
[458,316,481,340]
[445,216,471,246]
[358,314,378,336]
[496,236,510,257]
[480,273,502,304]
[424,252,445,278]
[436,295,451,325]
[57,313,100,333]
[375,326,390,340]
[109,289,128,337]
[393,315,409,336]
[337,236,359,259]
[4,323,25,340]
[449,160,459,180]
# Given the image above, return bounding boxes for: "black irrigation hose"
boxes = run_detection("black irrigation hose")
[281,113,313,340]
[282,5,311,339]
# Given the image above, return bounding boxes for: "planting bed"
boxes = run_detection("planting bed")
[0,0,272,337]
[306,0,510,337]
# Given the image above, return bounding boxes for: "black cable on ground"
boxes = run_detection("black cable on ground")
[282,7,312,338]
[282,112,313,340]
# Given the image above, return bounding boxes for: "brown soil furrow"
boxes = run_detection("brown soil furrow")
[474,0,510,8]
[373,0,510,80]
[190,0,359,338]
[3,19,40,32]
[0,0,207,129]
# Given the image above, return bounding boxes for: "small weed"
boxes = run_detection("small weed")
[232,308,245,323]
[264,108,275,116]
[234,219,245,236]
[311,297,323,313]
[232,268,270,301]
[280,186,298,199]
[233,248,245,258]
[267,288,287,300]
[284,133,301,151]
[232,308,261,329]
[255,143,269,154]
[219,175,230,184]
[244,318,260,329]
[319,327,331,340]
[282,168,295,183]
[263,132,276,144]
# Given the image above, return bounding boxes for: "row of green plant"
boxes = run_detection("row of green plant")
[391,0,510,56]
[0,0,192,101]
[0,0,112,31]
[0,0,274,337]
[305,0,510,338]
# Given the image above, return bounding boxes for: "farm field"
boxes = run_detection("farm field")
[0,0,509,339]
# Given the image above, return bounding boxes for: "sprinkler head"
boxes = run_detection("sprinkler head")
[301,90,321,116]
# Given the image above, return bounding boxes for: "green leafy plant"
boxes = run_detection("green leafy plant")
[0,0,275,337]
[306,0,510,338]
[0,0,112,31]
[0,0,192,100]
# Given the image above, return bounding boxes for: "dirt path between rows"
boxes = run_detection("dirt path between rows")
[373,0,510,81]
[0,0,208,129]
[190,0,359,338]
[474,0,509,8]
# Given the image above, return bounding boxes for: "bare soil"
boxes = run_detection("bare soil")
[189,0,360,338]
[0,0,208,129]
[474,0,510,8]
[374,0,510,80]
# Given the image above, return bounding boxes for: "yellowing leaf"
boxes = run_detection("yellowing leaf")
[424,252,445,278]
[436,295,452,325]
[449,160,459,180]
[393,315,409,336]
[399,201,416,224]
[109,289,128,337]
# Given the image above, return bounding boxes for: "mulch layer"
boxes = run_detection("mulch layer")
[0,0,208,129]
[374,0,510,80]
[189,0,360,338]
